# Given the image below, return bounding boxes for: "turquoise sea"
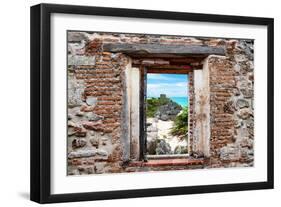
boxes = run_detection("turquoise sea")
[170,97,188,107]
[147,96,188,107]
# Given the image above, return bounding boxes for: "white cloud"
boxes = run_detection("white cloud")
[147,74,170,80]
[147,82,188,97]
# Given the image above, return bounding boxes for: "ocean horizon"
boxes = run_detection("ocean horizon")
[147,96,188,107]
[170,97,188,107]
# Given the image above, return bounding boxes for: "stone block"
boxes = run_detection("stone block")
[86,96,97,106]
[68,32,88,43]
[240,88,254,98]
[90,137,99,147]
[94,162,106,174]
[68,149,97,158]
[72,138,87,149]
[68,74,85,107]
[68,55,96,65]
[96,149,108,157]
[220,145,240,161]
[236,99,249,109]
[237,108,252,119]
[77,166,95,174]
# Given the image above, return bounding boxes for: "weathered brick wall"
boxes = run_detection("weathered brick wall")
[67,31,254,175]
[207,40,254,168]
[67,40,130,174]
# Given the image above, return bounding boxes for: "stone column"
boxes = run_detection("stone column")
[130,67,140,160]
[192,58,211,157]
[121,58,132,162]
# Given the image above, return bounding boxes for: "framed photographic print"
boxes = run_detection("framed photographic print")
[30,3,274,203]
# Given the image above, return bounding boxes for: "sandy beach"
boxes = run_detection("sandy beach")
[147,118,187,152]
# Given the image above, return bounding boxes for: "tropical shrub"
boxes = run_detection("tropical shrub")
[170,106,188,139]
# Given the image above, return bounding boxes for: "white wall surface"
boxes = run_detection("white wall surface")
[0,0,280,206]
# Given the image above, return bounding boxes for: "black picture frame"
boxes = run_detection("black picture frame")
[30,3,274,204]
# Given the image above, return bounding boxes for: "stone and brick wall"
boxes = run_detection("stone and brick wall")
[67,31,254,175]
[207,40,254,168]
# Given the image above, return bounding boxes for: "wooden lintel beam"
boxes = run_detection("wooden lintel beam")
[103,43,226,56]
[132,64,193,69]
[132,57,203,65]
[147,68,192,74]
[192,64,203,69]
[148,65,192,70]
[132,59,170,66]
[127,54,206,58]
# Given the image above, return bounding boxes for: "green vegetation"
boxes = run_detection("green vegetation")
[170,106,188,139]
[146,95,188,139]
[146,96,170,118]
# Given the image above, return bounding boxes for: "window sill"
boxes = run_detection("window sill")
[146,154,189,160]
[128,158,204,167]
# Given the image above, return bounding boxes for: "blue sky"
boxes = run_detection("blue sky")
[147,74,188,97]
